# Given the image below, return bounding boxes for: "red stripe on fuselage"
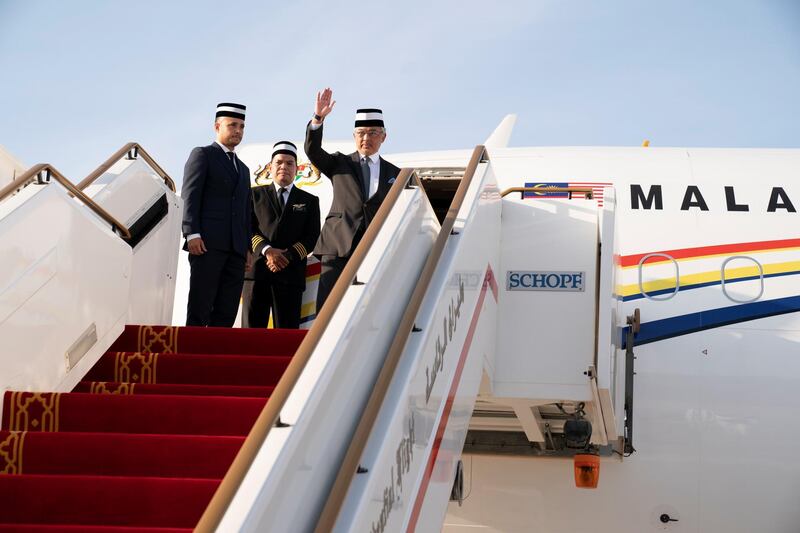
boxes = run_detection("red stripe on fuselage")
[620,237,800,267]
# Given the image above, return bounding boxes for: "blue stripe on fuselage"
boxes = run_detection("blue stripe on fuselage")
[620,294,800,348]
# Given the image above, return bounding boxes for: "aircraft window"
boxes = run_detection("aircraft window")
[638,253,679,301]
[721,256,764,303]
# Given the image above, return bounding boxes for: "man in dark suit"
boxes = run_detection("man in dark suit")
[243,141,320,329]
[181,102,252,327]
[305,88,401,312]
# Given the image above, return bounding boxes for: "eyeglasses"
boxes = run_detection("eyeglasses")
[354,129,384,138]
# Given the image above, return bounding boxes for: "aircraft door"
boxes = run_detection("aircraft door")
[595,186,622,445]
[495,186,602,404]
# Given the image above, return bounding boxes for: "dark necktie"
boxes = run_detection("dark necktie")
[360,156,371,197]
[227,151,237,172]
[278,187,287,213]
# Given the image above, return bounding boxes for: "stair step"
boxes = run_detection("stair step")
[109,325,305,356]
[83,353,291,386]
[0,526,191,532]
[84,352,291,386]
[74,381,274,397]
[2,392,266,436]
[0,474,218,527]
[0,431,244,478]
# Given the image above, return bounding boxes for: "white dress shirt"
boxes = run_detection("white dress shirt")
[215,140,238,169]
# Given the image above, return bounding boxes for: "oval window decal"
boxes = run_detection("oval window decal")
[638,253,680,301]
[721,256,764,303]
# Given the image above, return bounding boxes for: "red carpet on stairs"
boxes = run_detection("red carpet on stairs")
[2,392,267,435]
[82,352,292,385]
[73,381,275,397]
[0,431,243,477]
[107,325,305,356]
[0,526,192,532]
[0,325,304,531]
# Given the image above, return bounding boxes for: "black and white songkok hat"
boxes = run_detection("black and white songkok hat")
[216,102,246,120]
[272,140,298,160]
[354,108,384,128]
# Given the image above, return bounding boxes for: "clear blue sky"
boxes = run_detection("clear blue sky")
[1,0,798,184]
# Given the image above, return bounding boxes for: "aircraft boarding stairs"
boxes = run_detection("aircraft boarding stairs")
[0,145,626,532]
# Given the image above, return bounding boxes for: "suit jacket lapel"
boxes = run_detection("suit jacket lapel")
[212,143,239,183]
[266,185,281,218]
[281,186,299,222]
[378,157,394,192]
[278,186,293,222]
[237,156,248,187]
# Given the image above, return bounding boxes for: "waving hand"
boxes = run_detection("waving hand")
[314,88,336,123]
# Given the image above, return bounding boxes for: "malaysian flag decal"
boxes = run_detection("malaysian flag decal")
[523,182,612,207]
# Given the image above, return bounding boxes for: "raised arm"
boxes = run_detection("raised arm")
[304,88,338,177]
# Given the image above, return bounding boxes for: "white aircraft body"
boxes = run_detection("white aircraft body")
[1,117,798,532]
[422,144,800,533]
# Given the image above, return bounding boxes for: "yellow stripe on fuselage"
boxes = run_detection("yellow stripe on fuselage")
[300,301,316,319]
[620,260,800,297]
